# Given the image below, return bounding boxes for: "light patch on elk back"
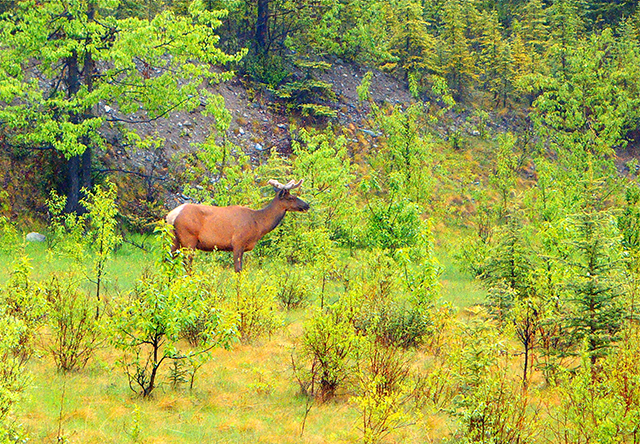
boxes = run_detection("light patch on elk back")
[166,204,187,225]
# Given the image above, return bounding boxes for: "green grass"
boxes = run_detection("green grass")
[19,339,360,443]
[0,234,156,293]
[6,232,485,443]
[438,250,486,308]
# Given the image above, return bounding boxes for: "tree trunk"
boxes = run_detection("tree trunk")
[63,2,96,213]
[64,154,81,213]
[255,0,269,51]
[64,49,84,213]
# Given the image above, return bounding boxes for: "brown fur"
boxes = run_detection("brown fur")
[167,188,309,272]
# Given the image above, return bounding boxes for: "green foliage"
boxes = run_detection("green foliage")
[352,341,418,444]
[357,71,374,102]
[0,217,20,256]
[489,133,518,219]
[44,275,102,372]
[347,247,441,348]
[0,0,241,211]
[230,271,282,343]
[563,210,627,363]
[244,51,289,88]
[275,266,313,310]
[532,28,640,156]
[291,126,355,232]
[365,198,422,253]
[546,332,640,443]
[111,234,235,397]
[0,257,46,442]
[46,190,87,263]
[81,181,122,302]
[0,313,30,442]
[271,62,337,118]
[439,0,480,98]
[449,318,533,443]
[370,104,434,207]
[1,257,47,359]
[295,307,361,402]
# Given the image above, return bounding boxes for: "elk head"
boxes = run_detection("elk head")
[268,179,310,212]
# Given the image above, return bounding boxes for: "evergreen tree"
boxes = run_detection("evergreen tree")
[618,185,640,318]
[0,0,241,212]
[511,0,548,102]
[532,29,640,157]
[385,0,436,94]
[440,0,479,98]
[372,104,434,207]
[564,209,626,364]
[547,0,583,78]
[478,10,514,106]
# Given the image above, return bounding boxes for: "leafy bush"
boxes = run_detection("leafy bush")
[244,51,290,89]
[111,264,235,397]
[0,257,46,441]
[448,318,534,443]
[353,341,419,444]
[294,308,360,402]
[543,338,640,443]
[44,276,102,372]
[365,198,422,253]
[231,271,282,343]
[0,216,20,255]
[275,266,313,310]
[354,301,433,348]
[81,181,122,304]
[349,250,440,348]
[1,257,46,362]
[46,190,87,264]
[0,315,31,442]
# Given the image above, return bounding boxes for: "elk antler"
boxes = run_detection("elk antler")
[268,179,304,190]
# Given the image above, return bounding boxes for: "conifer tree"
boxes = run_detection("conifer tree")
[478,10,514,106]
[564,209,626,364]
[618,185,640,317]
[547,0,583,78]
[385,0,436,94]
[511,0,548,102]
[440,0,479,98]
[0,0,240,212]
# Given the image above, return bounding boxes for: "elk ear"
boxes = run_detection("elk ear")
[278,189,288,199]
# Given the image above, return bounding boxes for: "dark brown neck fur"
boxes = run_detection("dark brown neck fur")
[255,198,287,237]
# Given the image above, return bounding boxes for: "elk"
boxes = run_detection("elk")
[166,179,309,272]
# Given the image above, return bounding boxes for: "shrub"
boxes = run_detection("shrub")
[544,328,640,442]
[81,181,122,304]
[275,266,313,310]
[111,269,235,397]
[231,271,282,343]
[0,216,20,255]
[1,257,46,362]
[46,190,86,264]
[354,301,433,348]
[352,341,419,444]
[0,315,31,442]
[294,308,360,402]
[0,257,45,441]
[348,250,439,348]
[44,276,102,372]
[448,318,534,443]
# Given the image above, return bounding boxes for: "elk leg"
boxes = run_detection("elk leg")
[233,249,244,273]
[185,249,194,274]
[170,230,180,254]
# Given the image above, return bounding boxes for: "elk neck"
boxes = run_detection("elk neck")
[255,197,287,236]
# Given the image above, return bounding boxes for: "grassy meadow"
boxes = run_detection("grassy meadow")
[5,232,483,444]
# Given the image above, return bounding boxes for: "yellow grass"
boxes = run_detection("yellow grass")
[15,319,366,443]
